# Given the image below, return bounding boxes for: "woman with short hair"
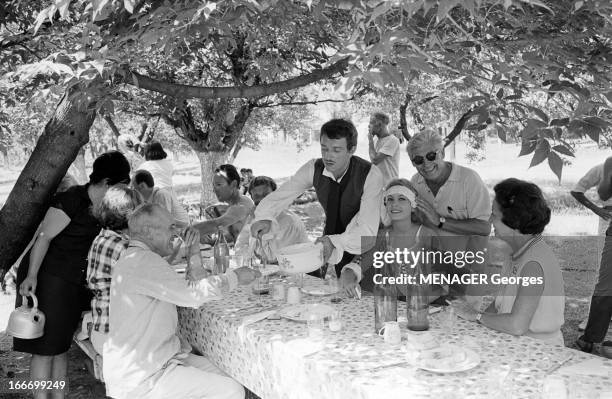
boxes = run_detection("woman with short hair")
[139,141,174,189]
[15,151,131,398]
[87,185,143,354]
[452,178,565,345]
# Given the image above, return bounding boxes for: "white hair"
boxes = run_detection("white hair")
[406,129,443,157]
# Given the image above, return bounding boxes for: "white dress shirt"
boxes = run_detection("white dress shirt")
[104,240,238,399]
[254,158,384,265]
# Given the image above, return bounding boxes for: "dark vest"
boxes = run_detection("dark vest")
[312,156,371,277]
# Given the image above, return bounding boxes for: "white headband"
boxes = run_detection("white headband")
[384,185,417,207]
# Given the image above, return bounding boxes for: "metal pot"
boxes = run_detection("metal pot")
[6,293,45,339]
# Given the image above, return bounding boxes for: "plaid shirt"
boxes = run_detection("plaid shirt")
[87,229,129,333]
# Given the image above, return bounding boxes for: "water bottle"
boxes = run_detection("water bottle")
[213,228,229,275]
[406,259,429,331]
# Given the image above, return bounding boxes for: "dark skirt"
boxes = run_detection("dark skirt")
[14,257,91,356]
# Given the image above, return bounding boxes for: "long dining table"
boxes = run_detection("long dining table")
[177,276,612,399]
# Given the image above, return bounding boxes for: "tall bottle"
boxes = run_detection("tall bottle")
[213,228,229,275]
[374,231,397,333]
[406,259,429,331]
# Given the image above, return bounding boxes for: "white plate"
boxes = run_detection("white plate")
[279,304,335,323]
[301,285,339,296]
[416,345,480,373]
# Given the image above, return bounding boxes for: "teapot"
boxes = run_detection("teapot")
[6,293,45,339]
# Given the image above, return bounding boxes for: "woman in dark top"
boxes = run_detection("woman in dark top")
[15,151,130,399]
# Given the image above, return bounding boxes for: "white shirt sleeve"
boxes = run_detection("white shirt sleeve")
[327,164,384,264]
[464,169,492,221]
[376,136,399,156]
[127,255,237,308]
[573,165,603,193]
[254,159,315,223]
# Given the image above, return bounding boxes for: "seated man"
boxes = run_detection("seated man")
[193,164,254,244]
[103,204,258,399]
[235,176,310,261]
[133,170,189,227]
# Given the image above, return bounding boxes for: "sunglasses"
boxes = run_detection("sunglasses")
[411,151,438,165]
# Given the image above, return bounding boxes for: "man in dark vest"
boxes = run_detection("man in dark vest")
[250,119,384,279]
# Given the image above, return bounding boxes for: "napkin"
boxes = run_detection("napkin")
[240,310,277,327]
[557,358,612,377]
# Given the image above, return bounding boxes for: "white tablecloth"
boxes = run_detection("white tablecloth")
[178,277,612,399]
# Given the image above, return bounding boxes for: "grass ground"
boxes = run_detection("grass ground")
[1,138,611,397]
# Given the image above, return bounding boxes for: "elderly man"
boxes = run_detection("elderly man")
[576,156,612,355]
[133,170,189,227]
[407,129,491,297]
[251,119,384,278]
[103,204,258,399]
[194,164,255,244]
[368,112,400,185]
[235,176,309,260]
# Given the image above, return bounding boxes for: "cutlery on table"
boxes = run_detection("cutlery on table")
[546,354,574,375]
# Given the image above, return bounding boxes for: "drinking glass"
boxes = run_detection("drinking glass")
[329,309,342,332]
[443,306,457,336]
[307,313,325,340]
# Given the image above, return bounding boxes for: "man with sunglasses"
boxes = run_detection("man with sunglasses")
[250,119,384,278]
[368,112,400,186]
[407,129,491,297]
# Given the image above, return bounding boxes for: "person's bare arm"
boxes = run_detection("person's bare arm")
[570,191,612,220]
[193,205,250,237]
[598,157,612,201]
[19,208,71,295]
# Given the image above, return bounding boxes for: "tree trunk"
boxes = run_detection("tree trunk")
[0,145,9,168]
[0,91,95,273]
[197,151,228,206]
[69,148,88,184]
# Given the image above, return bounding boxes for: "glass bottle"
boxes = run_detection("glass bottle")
[406,258,429,331]
[374,231,397,333]
[213,228,229,275]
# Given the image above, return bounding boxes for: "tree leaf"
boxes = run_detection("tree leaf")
[91,59,105,77]
[548,152,563,182]
[549,117,569,126]
[552,144,575,157]
[529,139,550,168]
[497,126,507,142]
[124,0,136,13]
[58,0,70,19]
[519,139,537,156]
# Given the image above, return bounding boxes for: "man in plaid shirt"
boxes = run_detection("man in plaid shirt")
[86,185,143,354]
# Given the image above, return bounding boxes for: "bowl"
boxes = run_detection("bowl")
[276,242,324,274]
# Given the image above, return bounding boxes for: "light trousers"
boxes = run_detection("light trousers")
[146,353,245,399]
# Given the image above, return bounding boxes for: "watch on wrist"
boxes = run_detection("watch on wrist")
[476,312,483,323]
[437,216,446,229]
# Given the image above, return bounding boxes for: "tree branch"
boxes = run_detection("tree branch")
[444,108,477,146]
[121,57,350,99]
[103,114,121,137]
[254,96,355,108]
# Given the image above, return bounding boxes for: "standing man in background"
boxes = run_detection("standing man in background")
[368,112,400,186]
[571,160,612,331]
[575,157,612,355]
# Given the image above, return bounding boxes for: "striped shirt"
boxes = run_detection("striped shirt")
[86,229,129,333]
